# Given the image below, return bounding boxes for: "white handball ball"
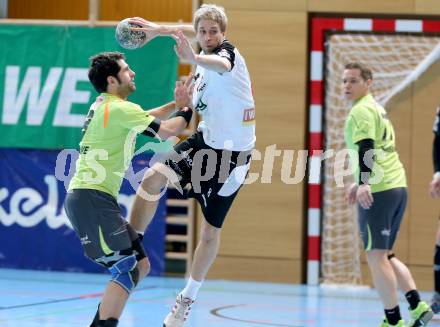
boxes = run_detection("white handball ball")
[115,18,147,49]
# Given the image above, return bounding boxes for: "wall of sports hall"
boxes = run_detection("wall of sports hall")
[5,0,440,289]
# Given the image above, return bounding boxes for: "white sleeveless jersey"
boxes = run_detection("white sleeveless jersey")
[434,105,440,135]
[192,40,256,151]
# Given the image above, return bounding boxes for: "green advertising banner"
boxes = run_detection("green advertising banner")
[0,24,178,149]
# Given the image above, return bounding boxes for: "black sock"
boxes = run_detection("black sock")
[90,304,100,327]
[89,304,118,327]
[97,318,119,327]
[385,306,401,325]
[434,245,440,293]
[405,290,421,310]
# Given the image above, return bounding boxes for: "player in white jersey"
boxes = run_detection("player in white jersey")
[128,4,255,326]
[429,105,440,313]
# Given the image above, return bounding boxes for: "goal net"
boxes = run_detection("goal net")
[322,33,440,285]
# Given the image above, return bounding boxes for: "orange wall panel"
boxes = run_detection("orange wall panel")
[100,0,193,22]
[8,0,192,22]
[8,0,88,20]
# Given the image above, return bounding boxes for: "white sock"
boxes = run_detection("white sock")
[181,276,203,300]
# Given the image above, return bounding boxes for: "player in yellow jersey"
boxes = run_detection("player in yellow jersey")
[343,62,432,327]
[64,51,193,327]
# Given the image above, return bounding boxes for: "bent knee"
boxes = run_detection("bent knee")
[140,169,167,194]
[108,255,139,294]
[200,224,221,243]
[137,257,151,280]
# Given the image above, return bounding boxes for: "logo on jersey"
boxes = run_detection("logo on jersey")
[218,49,231,60]
[195,99,207,112]
[197,82,206,93]
[242,108,255,125]
[193,73,207,112]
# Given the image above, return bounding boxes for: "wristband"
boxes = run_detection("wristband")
[172,107,193,125]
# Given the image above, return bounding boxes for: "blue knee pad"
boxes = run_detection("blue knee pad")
[108,254,139,294]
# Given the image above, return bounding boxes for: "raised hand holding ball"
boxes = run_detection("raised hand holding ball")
[115,18,148,49]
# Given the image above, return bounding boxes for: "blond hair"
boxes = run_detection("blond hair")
[194,4,228,32]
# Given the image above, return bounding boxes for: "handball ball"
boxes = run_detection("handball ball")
[115,18,147,49]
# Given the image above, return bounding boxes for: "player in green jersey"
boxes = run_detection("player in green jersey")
[64,51,193,327]
[343,62,432,327]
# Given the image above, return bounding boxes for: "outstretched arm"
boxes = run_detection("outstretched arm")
[142,108,192,140]
[147,102,176,120]
[129,17,196,40]
[156,108,192,139]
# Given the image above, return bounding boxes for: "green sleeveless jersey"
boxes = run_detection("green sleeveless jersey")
[69,93,155,198]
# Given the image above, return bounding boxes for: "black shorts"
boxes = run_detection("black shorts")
[358,187,407,251]
[166,132,251,228]
[64,189,146,265]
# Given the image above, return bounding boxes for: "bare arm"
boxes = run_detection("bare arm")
[156,24,196,39]
[157,115,188,139]
[129,17,196,40]
[148,101,176,120]
[193,54,231,73]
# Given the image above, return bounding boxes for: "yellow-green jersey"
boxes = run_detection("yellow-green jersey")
[68,93,155,198]
[344,93,407,193]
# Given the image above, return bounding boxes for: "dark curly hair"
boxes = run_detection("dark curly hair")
[88,51,125,93]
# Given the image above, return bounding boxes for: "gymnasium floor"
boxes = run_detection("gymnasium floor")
[0,268,439,327]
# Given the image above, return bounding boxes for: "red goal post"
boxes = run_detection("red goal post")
[307,16,440,285]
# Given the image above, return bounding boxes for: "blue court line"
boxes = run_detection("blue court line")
[0,276,106,286]
[0,285,157,311]
[0,293,173,323]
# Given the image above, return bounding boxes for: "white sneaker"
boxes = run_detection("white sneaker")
[163,294,194,327]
